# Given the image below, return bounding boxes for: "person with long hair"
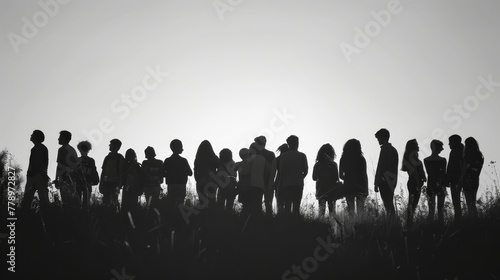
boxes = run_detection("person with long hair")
[462,137,484,217]
[122,148,142,214]
[339,139,368,215]
[270,143,289,214]
[194,140,220,209]
[424,140,447,224]
[401,139,426,226]
[312,143,339,218]
[447,134,464,221]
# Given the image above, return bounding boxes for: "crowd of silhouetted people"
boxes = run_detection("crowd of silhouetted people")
[21,128,484,227]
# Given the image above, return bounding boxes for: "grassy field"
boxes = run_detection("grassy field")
[2,182,500,280]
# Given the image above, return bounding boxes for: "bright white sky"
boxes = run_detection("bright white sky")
[2,0,500,199]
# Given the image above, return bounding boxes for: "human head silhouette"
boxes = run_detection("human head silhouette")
[125,148,137,162]
[254,136,267,151]
[195,140,216,163]
[402,139,419,172]
[77,141,92,156]
[219,148,233,164]
[276,143,289,155]
[58,130,72,145]
[343,139,363,157]
[109,139,122,152]
[375,128,390,145]
[286,135,299,150]
[145,146,156,159]
[464,137,480,152]
[448,134,462,150]
[30,130,45,144]
[170,139,183,154]
[239,148,250,161]
[316,143,335,162]
[430,139,444,154]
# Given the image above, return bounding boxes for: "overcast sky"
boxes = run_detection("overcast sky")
[2,0,499,198]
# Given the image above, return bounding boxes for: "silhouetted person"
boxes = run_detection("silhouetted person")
[163,139,193,207]
[237,144,270,218]
[270,143,289,214]
[254,136,276,216]
[462,137,484,217]
[401,139,426,226]
[374,128,398,217]
[424,140,447,224]
[447,134,464,221]
[21,130,50,213]
[122,148,142,214]
[236,148,252,216]
[56,130,80,210]
[279,135,308,215]
[339,139,368,215]
[142,146,163,211]
[100,139,125,210]
[194,140,220,208]
[312,144,339,219]
[75,141,99,213]
[216,148,237,212]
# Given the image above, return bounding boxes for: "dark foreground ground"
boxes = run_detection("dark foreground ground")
[2,198,500,280]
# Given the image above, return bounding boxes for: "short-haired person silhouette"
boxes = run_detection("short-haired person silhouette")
[21,130,50,213]
[279,135,308,215]
[462,137,484,217]
[100,139,126,210]
[216,148,237,212]
[312,144,339,219]
[254,136,276,216]
[401,139,426,226]
[447,134,464,221]
[122,148,142,214]
[374,128,398,217]
[194,140,220,208]
[339,139,368,215]
[142,146,163,211]
[424,140,447,224]
[270,143,289,214]
[75,141,99,213]
[56,130,80,210]
[163,139,193,207]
